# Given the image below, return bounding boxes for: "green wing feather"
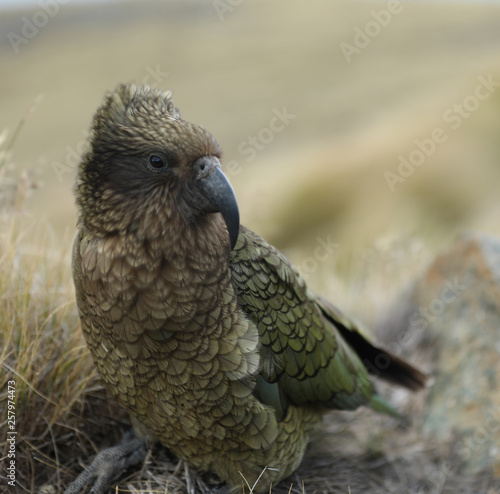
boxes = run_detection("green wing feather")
[230,227,379,418]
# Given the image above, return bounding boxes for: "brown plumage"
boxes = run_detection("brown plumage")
[68,84,428,494]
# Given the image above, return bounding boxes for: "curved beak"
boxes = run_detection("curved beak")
[194,156,240,249]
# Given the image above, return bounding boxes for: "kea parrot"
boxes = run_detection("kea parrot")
[65,84,428,494]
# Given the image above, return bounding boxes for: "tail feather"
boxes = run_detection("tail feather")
[369,393,410,426]
[337,328,429,391]
[316,296,430,391]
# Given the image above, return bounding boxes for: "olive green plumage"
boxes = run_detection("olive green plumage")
[71,83,427,493]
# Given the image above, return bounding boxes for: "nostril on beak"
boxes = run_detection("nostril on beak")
[194,156,220,180]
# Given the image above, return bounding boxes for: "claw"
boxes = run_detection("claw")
[64,430,147,494]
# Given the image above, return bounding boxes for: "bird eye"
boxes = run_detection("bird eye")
[147,153,168,171]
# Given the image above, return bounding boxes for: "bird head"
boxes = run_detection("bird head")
[75,84,240,249]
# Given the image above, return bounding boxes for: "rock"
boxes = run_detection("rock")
[384,231,500,477]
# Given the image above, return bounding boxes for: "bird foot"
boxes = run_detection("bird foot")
[64,430,147,494]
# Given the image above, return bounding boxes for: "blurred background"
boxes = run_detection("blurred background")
[1,0,500,318]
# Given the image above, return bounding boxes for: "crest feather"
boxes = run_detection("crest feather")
[95,84,181,130]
